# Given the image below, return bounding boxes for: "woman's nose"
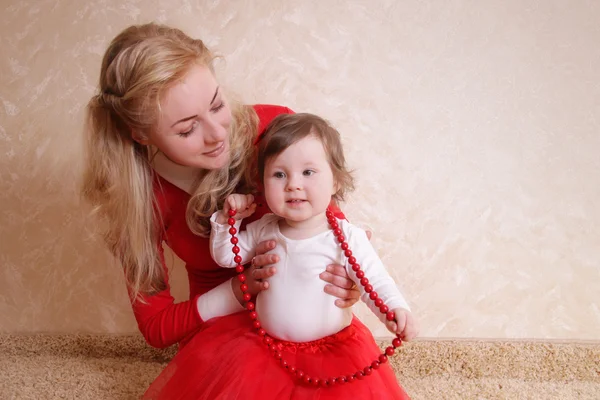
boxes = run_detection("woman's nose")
[203,118,227,143]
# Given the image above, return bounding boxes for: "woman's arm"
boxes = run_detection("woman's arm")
[130,244,205,349]
[131,235,273,348]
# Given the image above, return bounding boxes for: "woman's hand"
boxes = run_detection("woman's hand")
[319,264,361,308]
[231,240,278,304]
[317,226,372,308]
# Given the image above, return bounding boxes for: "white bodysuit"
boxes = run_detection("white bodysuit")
[210,213,410,343]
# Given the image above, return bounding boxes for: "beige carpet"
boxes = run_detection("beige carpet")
[1,334,598,400]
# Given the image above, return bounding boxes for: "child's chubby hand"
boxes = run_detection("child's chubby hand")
[217,193,257,224]
[385,308,419,342]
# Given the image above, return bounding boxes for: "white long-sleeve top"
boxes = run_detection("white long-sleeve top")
[210,213,410,342]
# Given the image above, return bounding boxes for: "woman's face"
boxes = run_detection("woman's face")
[147,65,233,170]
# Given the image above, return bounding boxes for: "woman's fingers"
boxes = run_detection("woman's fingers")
[320,264,355,289]
[254,240,276,256]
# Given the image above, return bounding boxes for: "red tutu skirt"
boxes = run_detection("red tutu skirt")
[143,312,410,400]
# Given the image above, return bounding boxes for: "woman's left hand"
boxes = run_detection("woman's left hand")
[319,264,361,308]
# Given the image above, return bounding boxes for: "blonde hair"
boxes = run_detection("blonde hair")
[82,23,257,300]
[257,113,355,202]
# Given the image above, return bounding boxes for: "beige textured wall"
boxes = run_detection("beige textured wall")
[1,0,599,340]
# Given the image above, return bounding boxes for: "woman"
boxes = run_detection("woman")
[82,21,360,377]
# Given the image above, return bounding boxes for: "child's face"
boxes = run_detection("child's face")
[263,135,337,226]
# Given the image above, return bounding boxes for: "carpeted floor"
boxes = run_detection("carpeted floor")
[1,334,598,399]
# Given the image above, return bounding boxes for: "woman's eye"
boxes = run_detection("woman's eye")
[211,103,225,113]
[179,122,197,137]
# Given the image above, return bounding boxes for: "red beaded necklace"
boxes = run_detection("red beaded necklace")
[227,208,403,387]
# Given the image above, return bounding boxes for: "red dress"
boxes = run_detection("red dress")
[136,105,411,399]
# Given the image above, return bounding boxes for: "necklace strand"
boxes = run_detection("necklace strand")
[227,208,403,387]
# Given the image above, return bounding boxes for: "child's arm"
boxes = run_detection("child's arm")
[210,194,257,268]
[345,224,419,341]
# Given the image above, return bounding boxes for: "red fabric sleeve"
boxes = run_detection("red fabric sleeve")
[130,243,203,349]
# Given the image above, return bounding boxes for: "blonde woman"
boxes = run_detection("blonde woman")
[82,22,359,386]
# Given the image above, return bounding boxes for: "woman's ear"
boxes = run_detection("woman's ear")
[132,130,150,145]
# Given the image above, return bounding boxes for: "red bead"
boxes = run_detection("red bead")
[249,311,258,320]
[325,210,333,218]
[232,246,240,254]
[281,359,288,368]
[234,255,242,264]
[369,292,378,300]
[385,346,395,356]
[356,270,364,279]
[334,228,342,236]
[329,378,337,385]
[237,274,246,282]
[274,352,283,360]
[228,209,237,217]
[227,217,236,226]
[330,221,339,229]
[235,265,244,273]
[229,227,237,235]
[351,263,361,272]
[243,293,252,301]
[240,284,248,292]
[338,376,347,384]
[355,371,364,380]
[386,311,396,321]
[303,376,311,385]
[341,242,349,250]
[289,366,296,374]
[258,329,266,336]
[320,379,328,387]
[230,237,238,244]
[364,284,373,293]
[379,354,388,364]
[371,361,380,370]
[348,256,356,264]
[346,375,355,383]
[337,235,345,243]
[392,338,402,348]
[363,366,372,376]
[264,336,273,345]
[246,302,255,311]
[379,305,389,314]
[253,320,261,329]
[311,378,320,387]
[344,249,352,257]
[374,298,383,307]
[296,370,304,379]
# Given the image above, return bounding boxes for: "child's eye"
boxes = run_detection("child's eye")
[273,171,286,179]
[303,169,315,176]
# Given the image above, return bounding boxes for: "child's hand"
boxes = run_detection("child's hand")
[385,308,419,342]
[219,194,256,223]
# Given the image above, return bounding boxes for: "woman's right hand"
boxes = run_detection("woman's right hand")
[231,240,279,303]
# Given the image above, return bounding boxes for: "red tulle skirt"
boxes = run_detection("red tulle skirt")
[143,312,410,400]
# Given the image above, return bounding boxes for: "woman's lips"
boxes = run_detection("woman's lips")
[203,142,225,157]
